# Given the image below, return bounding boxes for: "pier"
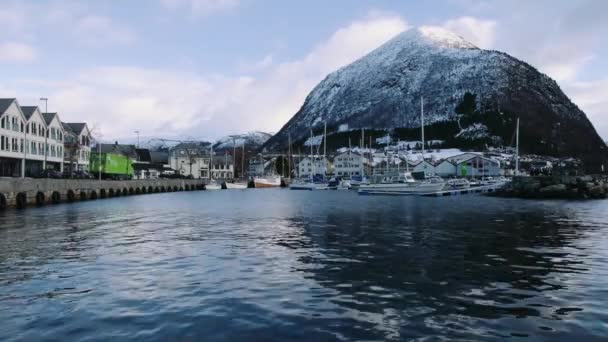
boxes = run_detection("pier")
[0,178,205,209]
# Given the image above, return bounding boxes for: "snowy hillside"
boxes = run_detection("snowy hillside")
[264,26,607,169]
[213,131,271,150]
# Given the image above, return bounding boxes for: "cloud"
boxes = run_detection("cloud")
[0,42,36,63]
[160,0,240,16]
[13,13,409,141]
[74,15,137,47]
[443,16,497,49]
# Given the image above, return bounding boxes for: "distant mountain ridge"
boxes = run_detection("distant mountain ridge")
[264,27,607,170]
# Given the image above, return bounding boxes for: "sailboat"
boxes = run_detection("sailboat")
[359,97,445,195]
[290,123,330,190]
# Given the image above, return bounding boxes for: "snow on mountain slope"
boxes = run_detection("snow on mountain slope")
[213,131,271,150]
[264,27,607,168]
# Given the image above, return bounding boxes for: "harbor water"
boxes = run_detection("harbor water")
[1,189,607,341]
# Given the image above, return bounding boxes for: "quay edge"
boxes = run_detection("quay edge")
[0,178,206,209]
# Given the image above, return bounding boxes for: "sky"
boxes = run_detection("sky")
[1,0,606,142]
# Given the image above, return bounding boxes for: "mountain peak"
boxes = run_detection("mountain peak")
[416,26,478,49]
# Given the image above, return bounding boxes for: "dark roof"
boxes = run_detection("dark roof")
[97,143,137,158]
[212,155,234,165]
[42,112,58,125]
[20,106,39,119]
[150,151,169,164]
[64,122,87,134]
[0,98,16,114]
[135,148,151,162]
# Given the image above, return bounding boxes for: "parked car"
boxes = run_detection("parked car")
[34,169,63,179]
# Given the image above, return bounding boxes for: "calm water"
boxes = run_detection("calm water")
[0,190,607,341]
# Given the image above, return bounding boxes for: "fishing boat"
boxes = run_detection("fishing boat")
[205,180,223,190]
[358,172,445,195]
[225,182,248,189]
[446,178,470,190]
[254,174,282,188]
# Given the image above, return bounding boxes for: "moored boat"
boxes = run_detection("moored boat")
[254,175,282,188]
[358,172,445,195]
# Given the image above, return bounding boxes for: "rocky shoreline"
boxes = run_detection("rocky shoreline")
[493,175,608,199]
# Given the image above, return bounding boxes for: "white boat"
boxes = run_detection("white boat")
[446,178,470,190]
[358,172,445,195]
[254,175,282,188]
[205,181,222,190]
[289,180,329,190]
[225,182,247,189]
[337,180,352,190]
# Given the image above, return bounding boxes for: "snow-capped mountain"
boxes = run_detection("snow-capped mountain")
[264,27,607,169]
[213,131,272,151]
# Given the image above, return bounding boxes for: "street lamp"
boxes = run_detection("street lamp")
[134,130,140,148]
[40,97,49,175]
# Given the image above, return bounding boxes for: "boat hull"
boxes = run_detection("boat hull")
[358,182,445,195]
[254,177,281,188]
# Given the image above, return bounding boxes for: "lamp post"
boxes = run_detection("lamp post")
[134,130,140,148]
[40,97,48,174]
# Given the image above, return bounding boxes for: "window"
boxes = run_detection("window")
[20,139,23,153]
[11,138,18,152]
[31,123,37,135]
[0,116,4,129]
[0,136,4,150]
[31,141,36,154]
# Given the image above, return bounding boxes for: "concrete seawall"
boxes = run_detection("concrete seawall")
[0,178,205,209]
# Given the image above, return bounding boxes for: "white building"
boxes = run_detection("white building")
[434,160,456,177]
[42,113,65,171]
[0,99,27,177]
[63,122,91,171]
[210,154,234,179]
[298,156,331,178]
[169,142,211,178]
[334,151,369,178]
[412,160,436,175]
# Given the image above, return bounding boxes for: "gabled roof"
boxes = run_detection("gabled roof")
[64,122,87,135]
[135,148,151,162]
[336,151,362,157]
[0,98,16,114]
[435,159,456,166]
[20,106,39,120]
[150,151,169,164]
[42,112,59,126]
[98,143,137,157]
[212,155,234,165]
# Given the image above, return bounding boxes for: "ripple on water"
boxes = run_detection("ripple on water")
[0,191,607,341]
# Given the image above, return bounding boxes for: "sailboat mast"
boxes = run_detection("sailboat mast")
[241,143,245,179]
[515,117,520,175]
[288,133,291,179]
[310,128,314,179]
[324,122,327,159]
[421,96,425,161]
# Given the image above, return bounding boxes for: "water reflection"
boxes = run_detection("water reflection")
[0,191,607,341]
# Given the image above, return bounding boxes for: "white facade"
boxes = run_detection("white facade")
[210,155,234,179]
[0,100,27,177]
[412,160,436,175]
[170,144,210,178]
[42,114,65,168]
[334,151,367,178]
[434,160,456,177]
[63,123,91,171]
[298,157,330,178]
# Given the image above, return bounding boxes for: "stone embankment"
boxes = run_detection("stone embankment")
[0,178,205,209]
[495,175,608,199]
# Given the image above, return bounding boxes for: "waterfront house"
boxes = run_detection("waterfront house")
[0,99,27,177]
[333,151,370,178]
[131,148,167,179]
[97,143,138,160]
[434,159,457,177]
[62,122,91,172]
[169,142,211,178]
[298,156,330,178]
[210,154,234,179]
[453,154,502,177]
[41,112,65,172]
[412,160,436,175]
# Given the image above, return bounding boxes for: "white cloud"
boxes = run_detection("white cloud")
[14,13,409,141]
[443,16,497,49]
[160,0,240,16]
[0,42,36,63]
[75,15,137,47]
